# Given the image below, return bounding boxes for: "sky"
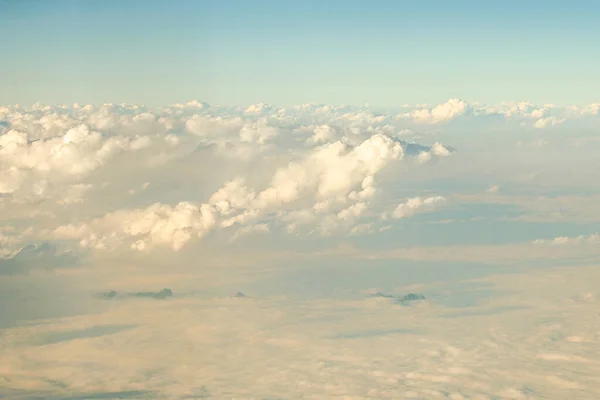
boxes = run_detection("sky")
[2,0,600,107]
[2,2,600,400]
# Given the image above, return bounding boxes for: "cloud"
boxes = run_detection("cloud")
[385,196,446,220]
[1,263,599,398]
[2,98,600,399]
[0,100,457,254]
[532,233,599,246]
[1,98,599,257]
[305,125,336,145]
[0,242,79,275]
[533,116,565,129]
[52,202,218,251]
[392,99,600,128]
[399,98,470,124]
[568,102,600,117]
[0,122,178,203]
[415,142,452,163]
[50,133,409,249]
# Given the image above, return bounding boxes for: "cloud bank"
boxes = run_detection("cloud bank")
[1,98,600,399]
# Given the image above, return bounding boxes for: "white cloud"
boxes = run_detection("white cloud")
[532,233,599,246]
[53,202,217,251]
[1,98,598,254]
[533,116,565,129]
[305,125,337,145]
[3,98,600,399]
[416,142,452,163]
[185,114,244,138]
[49,132,406,249]
[244,102,272,114]
[386,196,446,219]
[0,122,175,201]
[391,99,599,128]
[400,98,470,124]
[568,102,600,117]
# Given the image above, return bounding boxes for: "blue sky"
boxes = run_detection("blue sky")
[2,0,599,106]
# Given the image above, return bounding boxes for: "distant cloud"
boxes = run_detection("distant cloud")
[385,196,446,220]
[0,98,598,257]
[532,233,599,246]
[0,242,78,275]
[399,98,470,124]
[533,116,565,129]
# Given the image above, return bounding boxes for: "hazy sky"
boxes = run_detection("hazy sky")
[2,0,600,106]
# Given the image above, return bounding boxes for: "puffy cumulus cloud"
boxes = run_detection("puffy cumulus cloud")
[581,102,600,116]
[24,97,600,255]
[0,124,147,177]
[477,100,536,118]
[0,123,176,202]
[567,102,600,117]
[50,133,408,250]
[52,202,217,252]
[258,134,402,207]
[415,142,452,164]
[184,114,280,160]
[185,114,244,137]
[244,102,273,115]
[385,196,446,220]
[399,98,470,124]
[393,98,600,127]
[3,98,599,248]
[239,119,279,145]
[246,134,404,236]
[476,101,558,121]
[305,124,337,145]
[171,100,209,109]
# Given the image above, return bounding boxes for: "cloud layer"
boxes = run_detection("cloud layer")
[1,98,600,399]
[1,101,459,254]
[1,264,599,399]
